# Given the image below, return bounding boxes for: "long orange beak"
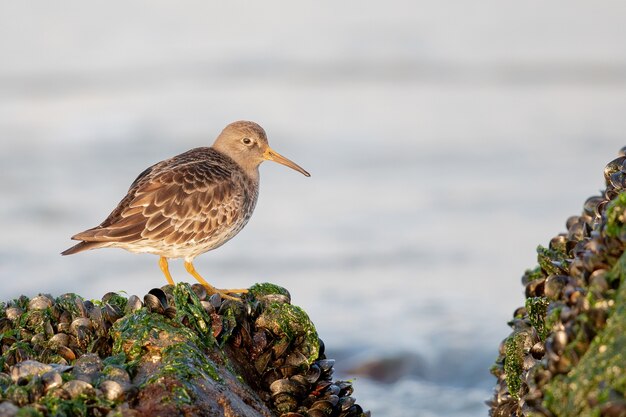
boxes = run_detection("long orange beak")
[264,147,310,177]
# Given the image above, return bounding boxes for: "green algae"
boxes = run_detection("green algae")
[248,283,291,300]
[543,251,626,416]
[605,192,626,239]
[111,308,198,365]
[149,342,221,384]
[536,245,569,276]
[526,297,550,341]
[218,302,239,345]
[15,407,43,417]
[504,332,526,400]
[172,283,215,347]
[54,293,85,318]
[38,393,105,417]
[248,283,318,363]
[111,298,221,409]
[522,266,545,284]
[256,302,319,364]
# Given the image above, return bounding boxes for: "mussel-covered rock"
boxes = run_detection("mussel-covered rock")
[0,283,368,416]
[489,147,626,417]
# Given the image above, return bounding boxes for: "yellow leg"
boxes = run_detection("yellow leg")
[183,261,248,300]
[159,257,175,286]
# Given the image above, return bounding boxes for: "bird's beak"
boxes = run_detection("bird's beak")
[264,147,310,177]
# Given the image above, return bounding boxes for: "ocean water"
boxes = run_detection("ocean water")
[1,2,626,416]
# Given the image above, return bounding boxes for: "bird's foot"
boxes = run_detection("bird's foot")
[183,261,248,301]
[205,286,248,301]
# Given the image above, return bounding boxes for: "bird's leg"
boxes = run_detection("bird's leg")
[159,256,175,286]
[183,261,248,300]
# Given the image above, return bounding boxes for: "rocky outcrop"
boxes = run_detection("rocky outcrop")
[0,283,369,417]
[489,148,626,416]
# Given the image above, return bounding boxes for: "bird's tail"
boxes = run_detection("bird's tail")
[61,241,107,256]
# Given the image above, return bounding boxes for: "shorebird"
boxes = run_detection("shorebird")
[62,121,310,298]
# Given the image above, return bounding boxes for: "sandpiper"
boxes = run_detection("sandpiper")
[62,121,310,298]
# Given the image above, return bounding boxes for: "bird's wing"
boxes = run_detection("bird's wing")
[73,153,247,245]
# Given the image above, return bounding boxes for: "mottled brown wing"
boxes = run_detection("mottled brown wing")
[73,151,245,246]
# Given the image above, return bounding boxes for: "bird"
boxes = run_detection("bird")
[62,121,310,299]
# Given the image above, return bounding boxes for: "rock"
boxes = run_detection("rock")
[488,149,626,416]
[0,282,369,417]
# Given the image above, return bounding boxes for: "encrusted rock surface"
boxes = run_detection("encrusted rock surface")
[0,282,369,417]
[489,148,626,416]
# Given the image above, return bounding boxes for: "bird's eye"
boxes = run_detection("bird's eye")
[242,137,252,145]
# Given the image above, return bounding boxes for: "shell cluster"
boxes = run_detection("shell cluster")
[0,291,137,415]
[488,147,626,416]
[0,283,369,416]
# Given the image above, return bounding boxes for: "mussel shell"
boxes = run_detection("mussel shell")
[125,295,143,313]
[30,333,46,347]
[316,359,335,374]
[270,378,303,396]
[310,399,335,413]
[28,295,54,311]
[0,318,12,333]
[550,330,568,356]
[272,339,291,359]
[100,379,126,401]
[47,332,69,349]
[101,292,119,304]
[549,234,568,253]
[57,322,71,334]
[57,346,76,362]
[255,350,273,374]
[339,396,356,411]
[285,351,309,369]
[609,171,626,190]
[604,156,626,180]
[70,317,92,333]
[191,283,207,300]
[143,294,165,314]
[273,392,298,413]
[74,298,88,318]
[164,307,177,319]
[144,288,168,314]
[102,303,123,324]
[62,380,95,399]
[10,360,53,383]
[200,300,215,314]
[88,305,105,334]
[4,307,23,321]
[544,275,569,300]
[337,380,354,397]
[304,364,321,384]
[41,370,63,392]
[209,293,222,309]
[325,383,340,396]
[103,366,131,384]
[525,278,545,298]
[148,288,168,307]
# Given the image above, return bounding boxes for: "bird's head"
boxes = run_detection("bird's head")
[212,121,310,178]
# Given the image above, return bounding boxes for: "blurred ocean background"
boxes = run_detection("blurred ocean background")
[1,2,626,416]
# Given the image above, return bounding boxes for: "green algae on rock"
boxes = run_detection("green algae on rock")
[488,148,626,416]
[0,283,369,417]
[543,252,626,416]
